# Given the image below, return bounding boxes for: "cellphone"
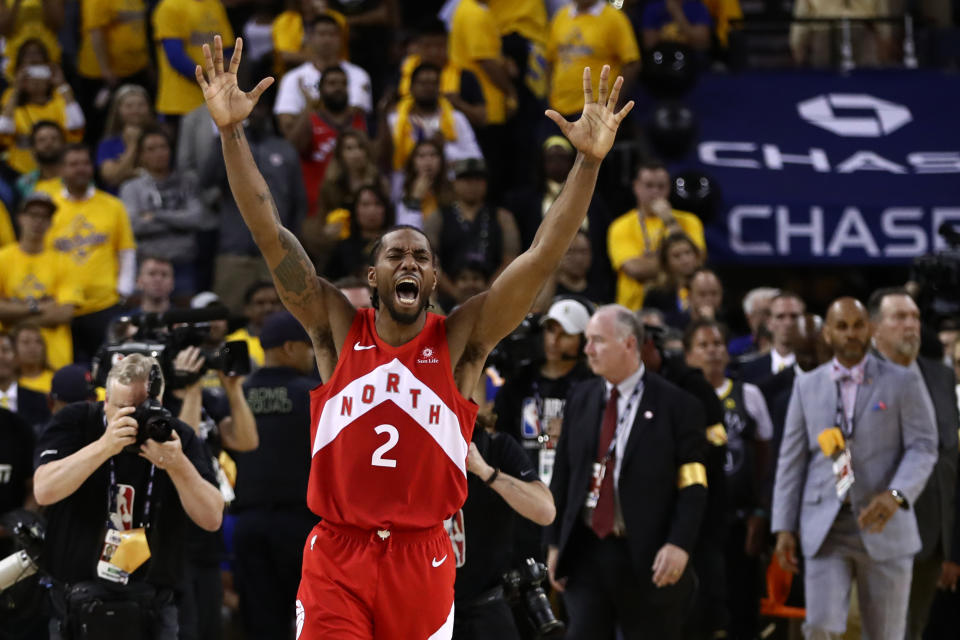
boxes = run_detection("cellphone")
[24,65,52,80]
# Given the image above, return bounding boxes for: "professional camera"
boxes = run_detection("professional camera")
[0,510,46,627]
[486,314,543,381]
[911,223,960,326]
[92,307,250,392]
[122,399,175,454]
[502,558,565,639]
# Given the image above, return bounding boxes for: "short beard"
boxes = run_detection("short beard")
[323,95,348,113]
[894,339,920,360]
[838,342,868,363]
[414,97,439,112]
[35,150,61,165]
[380,290,430,325]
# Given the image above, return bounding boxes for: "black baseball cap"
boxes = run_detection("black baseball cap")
[51,365,95,403]
[452,157,487,179]
[259,311,311,349]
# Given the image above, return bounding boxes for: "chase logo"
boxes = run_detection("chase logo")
[797,94,912,138]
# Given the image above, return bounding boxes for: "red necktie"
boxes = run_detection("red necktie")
[592,387,619,539]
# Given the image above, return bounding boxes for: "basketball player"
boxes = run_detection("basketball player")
[196,35,633,640]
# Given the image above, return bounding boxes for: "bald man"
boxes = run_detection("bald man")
[771,297,938,640]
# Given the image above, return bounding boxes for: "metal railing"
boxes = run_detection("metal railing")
[729,15,922,70]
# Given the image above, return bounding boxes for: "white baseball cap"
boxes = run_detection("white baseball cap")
[190,291,221,309]
[540,299,591,335]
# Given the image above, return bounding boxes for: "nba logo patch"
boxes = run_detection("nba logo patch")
[521,397,541,439]
[109,484,136,531]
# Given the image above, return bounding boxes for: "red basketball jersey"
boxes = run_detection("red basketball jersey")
[307,308,478,530]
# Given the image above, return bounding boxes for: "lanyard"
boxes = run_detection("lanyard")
[638,211,655,253]
[834,381,854,439]
[107,457,157,530]
[601,378,645,462]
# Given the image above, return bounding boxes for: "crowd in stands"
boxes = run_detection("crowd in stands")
[0,0,958,639]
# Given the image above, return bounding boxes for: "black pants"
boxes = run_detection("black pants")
[500,31,542,194]
[908,550,944,640]
[562,527,694,640]
[453,595,522,640]
[177,561,222,640]
[475,124,507,205]
[71,304,123,364]
[232,508,317,640]
[923,577,960,639]
[723,517,760,640]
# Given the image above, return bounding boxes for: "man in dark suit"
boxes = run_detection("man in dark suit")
[0,332,50,433]
[738,292,805,385]
[867,287,959,640]
[547,304,708,639]
[760,314,828,449]
[641,320,729,639]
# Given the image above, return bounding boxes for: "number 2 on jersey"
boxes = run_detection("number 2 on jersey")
[371,424,399,468]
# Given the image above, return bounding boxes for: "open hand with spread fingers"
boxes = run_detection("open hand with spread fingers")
[545,65,635,162]
[195,35,274,130]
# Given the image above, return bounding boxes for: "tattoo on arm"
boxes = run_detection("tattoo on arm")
[229,128,243,140]
[273,229,312,296]
[257,191,282,224]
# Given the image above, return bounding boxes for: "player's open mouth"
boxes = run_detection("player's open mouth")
[395,276,420,306]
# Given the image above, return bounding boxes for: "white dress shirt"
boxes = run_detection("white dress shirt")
[603,363,646,490]
[771,350,797,374]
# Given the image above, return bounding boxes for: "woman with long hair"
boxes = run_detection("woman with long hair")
[0,38,83,174]
[317,129,383,216]
[97,84,156,190]
[305,130,386,261]
[641,231,703,328]
[395,138,453,228]
[322,184,395,281]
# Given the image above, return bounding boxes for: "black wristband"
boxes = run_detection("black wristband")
[485,468,499,485]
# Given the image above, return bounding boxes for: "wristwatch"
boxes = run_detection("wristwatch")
[890,489,909,510]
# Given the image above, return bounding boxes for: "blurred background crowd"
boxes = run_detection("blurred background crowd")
[0,0,959,638]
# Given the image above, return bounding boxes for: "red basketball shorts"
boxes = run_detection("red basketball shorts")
[296,520,456,639]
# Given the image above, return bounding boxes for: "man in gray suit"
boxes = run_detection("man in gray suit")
[867,287,959,640]
[772,297,939,640]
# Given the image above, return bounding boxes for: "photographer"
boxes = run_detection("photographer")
[163,345,257,640]
[451,416,556,640]
[493,298,593,565]
[33,353,223,639]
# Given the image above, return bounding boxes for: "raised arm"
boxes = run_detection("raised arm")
[196,36,353,378]
[449,66,633,355]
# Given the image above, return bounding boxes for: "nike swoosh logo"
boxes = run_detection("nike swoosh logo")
[40,449,58,457]
[431,555,447,568]
[354,341,376,351]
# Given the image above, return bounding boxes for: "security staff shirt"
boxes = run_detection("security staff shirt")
[234,367,318,510]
